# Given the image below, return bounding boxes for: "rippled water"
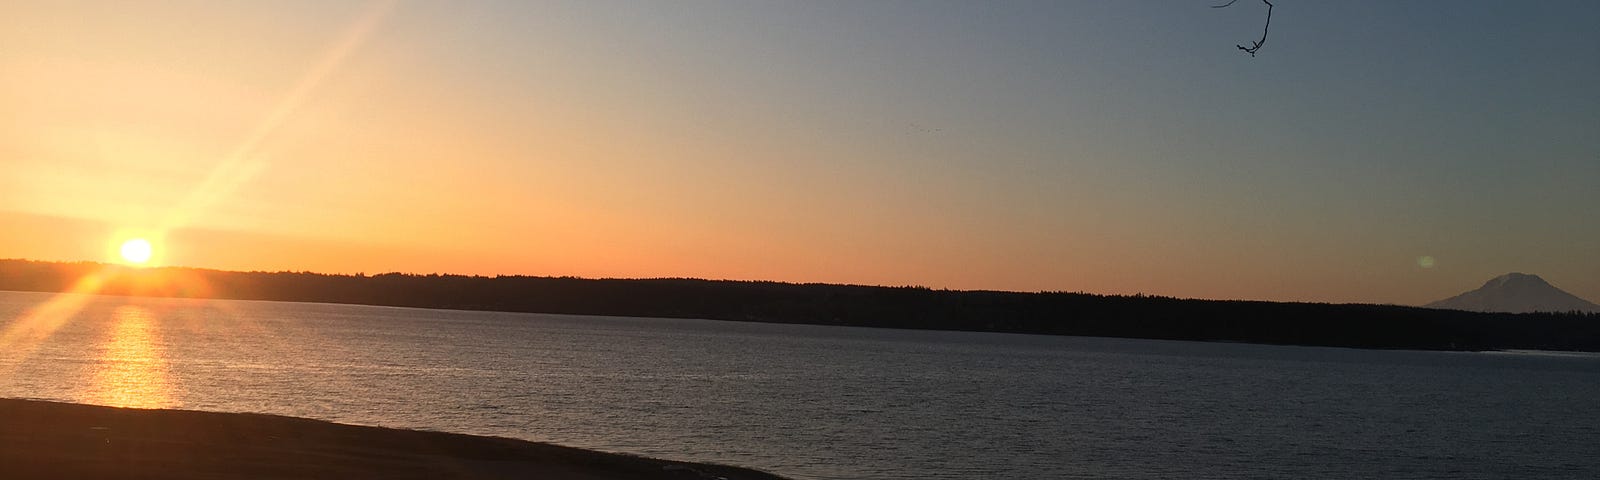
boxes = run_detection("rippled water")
[2,290,1598,479]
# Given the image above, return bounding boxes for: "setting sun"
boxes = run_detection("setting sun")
[119,238,154,265]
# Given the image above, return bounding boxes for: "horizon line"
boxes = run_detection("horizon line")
[1,257,1429,308]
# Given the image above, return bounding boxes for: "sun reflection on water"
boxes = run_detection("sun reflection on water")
[84,305,176,408]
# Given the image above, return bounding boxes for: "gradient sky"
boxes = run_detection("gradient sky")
[2,0,1596,305]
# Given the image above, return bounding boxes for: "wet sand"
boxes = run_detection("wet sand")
[0,398,786,480]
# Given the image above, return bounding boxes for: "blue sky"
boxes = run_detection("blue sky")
[2,0,1596,304]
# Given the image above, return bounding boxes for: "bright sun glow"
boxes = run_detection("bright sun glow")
[120,238,154,264]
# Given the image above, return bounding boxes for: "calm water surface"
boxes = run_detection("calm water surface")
[2,290,1597,479]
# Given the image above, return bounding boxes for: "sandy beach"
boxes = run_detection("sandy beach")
[0,398,787,480]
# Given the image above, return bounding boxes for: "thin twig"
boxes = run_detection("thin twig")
[1215,0,1273,57]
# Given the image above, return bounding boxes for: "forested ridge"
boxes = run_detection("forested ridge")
[3,259,1596,352]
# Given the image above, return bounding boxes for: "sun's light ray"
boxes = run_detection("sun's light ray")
[0,2,398,368]
[158,0,397,233]
[0,269,112,377]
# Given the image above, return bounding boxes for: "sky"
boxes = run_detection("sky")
[1,0,1596,305]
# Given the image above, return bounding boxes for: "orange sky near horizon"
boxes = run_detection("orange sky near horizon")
[3,1,1596,306]
[0,206,1540,307]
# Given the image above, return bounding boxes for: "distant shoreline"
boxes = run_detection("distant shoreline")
[0,398,786,480]
[3,259,1597,352]
[0,287,1552,356]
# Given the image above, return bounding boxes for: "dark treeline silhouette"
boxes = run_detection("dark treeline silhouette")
[3,259,1597,351]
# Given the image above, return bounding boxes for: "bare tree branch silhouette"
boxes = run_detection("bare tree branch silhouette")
[1215,0,1274,57]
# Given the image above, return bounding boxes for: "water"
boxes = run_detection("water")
[2,290,1597,479]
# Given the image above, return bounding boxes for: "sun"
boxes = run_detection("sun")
[119,238,154,265]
